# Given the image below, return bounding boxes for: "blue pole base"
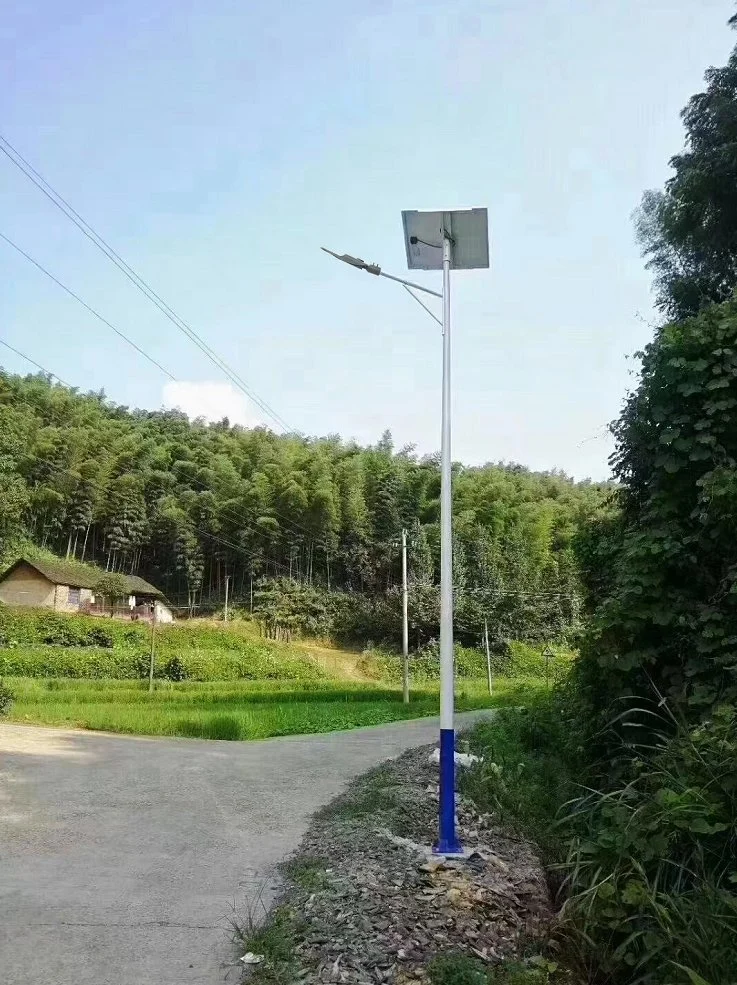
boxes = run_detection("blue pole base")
[433,727,462,856]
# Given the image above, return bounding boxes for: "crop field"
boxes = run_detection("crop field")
[3,676,544,740]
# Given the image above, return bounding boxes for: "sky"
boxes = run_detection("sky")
[1,0,735,481]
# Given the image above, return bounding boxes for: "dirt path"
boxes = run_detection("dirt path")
[0,714,488,985]
[295,640,372,680]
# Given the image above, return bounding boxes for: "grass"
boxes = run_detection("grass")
[463,699,578,865]
[231,900,301,985]
[3,675,545,740]
[428,954,572,985]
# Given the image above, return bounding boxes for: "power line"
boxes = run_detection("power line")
[26,452,297,580]
[0,232,176,381]
[2,345,321,570]
[0,338,73,388]
[461,584,580,599]
[0,338,325,549]
[0,136,316,541]
[0,133,293,433]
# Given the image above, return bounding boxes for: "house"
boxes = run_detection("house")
[0,557,173,622]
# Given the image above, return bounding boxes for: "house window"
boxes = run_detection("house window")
[68,587,81,607]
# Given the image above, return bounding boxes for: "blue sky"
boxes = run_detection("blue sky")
[1,0,735,480]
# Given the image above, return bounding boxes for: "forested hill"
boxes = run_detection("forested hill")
[0,370,610,633]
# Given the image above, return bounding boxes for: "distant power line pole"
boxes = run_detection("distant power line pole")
[484,618,493,698]
[148,604,157,693]
[224,574,231,623]
[402,528,409,704]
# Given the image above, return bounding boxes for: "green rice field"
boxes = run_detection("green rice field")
[3,676,544,741]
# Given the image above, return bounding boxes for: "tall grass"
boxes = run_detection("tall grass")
[560,703,737,985]
[463,698,578,865]
[465,696,737,985]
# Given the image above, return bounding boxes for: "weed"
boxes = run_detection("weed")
[463,703,578,864]
[429,953,489,985]
[561,704,737,985]
[429,954,571,985]
[230,894,300,985]
[314,763,412,832]
[283,855,330,891]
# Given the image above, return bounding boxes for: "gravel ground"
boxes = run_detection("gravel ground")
[240,743,552,984]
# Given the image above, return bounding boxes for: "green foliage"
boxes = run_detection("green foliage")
[0,678,13,716]
[364,641,573,686]
[0,643,325,682]
[636,20,737,320]
[429,954,489,985]
[464,700,579,864]
[0,646,148,679]
[94,572,130,608]
[4,678,509,740]
[428,954,567,985]
[251,578,333,640]
[578,299,737,726]
[0,610,329,680]
[162,655,187,681]
[0,371,606,644]
[282,856,330,892]
[562,705,737,985]
[565,298,737,985]
[232,905,299,985]
[0,607,118,648]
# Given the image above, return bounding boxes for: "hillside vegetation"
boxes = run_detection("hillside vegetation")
[0,372,608,645]
[0,606,549,738]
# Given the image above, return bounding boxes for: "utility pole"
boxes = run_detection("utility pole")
[224,574,231,623]
[401,528,409,704]
[484,618,493,697]
[148,603,157,693]
[250,574,254,614]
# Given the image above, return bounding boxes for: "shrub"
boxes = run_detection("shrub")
[0,607,146,649]
[464,699,579,864]
[0,679,13,716]
[362,641,573,685]
[0,646,145,679]
[0,642,326,682]
[163,655,188,681]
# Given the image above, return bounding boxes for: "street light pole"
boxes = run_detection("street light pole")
[401,528,409,705]
[436,229,461,854]
[322,206,488,857]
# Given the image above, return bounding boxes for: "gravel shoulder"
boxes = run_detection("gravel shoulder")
[0,714,489,985]
[239,740,552,984]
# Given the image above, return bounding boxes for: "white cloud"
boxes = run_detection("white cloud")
[162,381,263,429]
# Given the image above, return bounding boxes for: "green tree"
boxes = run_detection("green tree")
[95,572,129,615]
[0,367,605,642]
[580,299,737,729]
[636,16,737,319]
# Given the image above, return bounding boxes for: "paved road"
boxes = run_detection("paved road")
[0,714,486,985]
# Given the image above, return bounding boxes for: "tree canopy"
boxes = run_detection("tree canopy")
[636,23,737,320]
[580,299,737,724]
[0,370,608,640]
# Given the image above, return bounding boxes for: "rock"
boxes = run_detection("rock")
[240,952,264,965]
